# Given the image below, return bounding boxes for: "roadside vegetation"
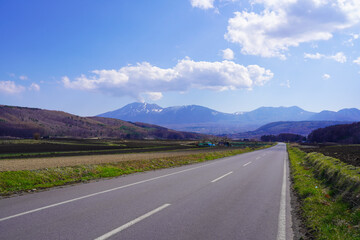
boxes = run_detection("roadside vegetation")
[0,143,272,196]
[288,146,360,239]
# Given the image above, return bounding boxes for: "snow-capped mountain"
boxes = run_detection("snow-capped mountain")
[98,102,233,125]
[97,103,360,134]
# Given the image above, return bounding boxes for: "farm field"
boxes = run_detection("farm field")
[0,139,268,171]
[0,147,243,171]
[298,144,360,167]
[0,139,198,159]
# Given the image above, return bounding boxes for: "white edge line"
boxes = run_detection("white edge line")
[243,161,252,167]
[94,203,171,240]
[0,161,219,222]
[211,171,233,183]
[276,156,287,240]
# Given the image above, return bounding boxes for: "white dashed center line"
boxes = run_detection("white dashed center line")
[94,203,171,240]
[243,161,252,167]
[211,171,233,183]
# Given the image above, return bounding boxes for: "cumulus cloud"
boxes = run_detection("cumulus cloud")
[225,0,360,58]
[329,52,347,63]
[0,81,26,94]
[29,83,40,91]
[62,58,273,100]
[190,0,215,9]
[322,73,331,79]
[304,52,347,63]
[143,92,163,101]
[222,48,235,60]
[353,57,360,65]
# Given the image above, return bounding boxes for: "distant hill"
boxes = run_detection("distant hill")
[228,121,350,139]
[0,105,205,140]
[261,133,306,142]
[308,108,360,121]
[308,122,360,143]
[238,106,314,125]
[98,102,360,134]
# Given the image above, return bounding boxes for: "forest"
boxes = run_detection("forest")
[307,122,360,144]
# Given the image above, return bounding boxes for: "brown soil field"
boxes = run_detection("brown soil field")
[0,139,198,159]
[298,144,360,167]
[0,148,235,171]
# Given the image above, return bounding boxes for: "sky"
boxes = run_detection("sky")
[1,0,360,116]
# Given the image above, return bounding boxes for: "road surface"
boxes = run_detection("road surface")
[0,143,293,240]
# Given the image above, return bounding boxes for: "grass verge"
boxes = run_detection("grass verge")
[0,146,270,196]
[288,146,360,239]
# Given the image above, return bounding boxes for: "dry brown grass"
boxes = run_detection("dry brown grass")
[0,148,233,171]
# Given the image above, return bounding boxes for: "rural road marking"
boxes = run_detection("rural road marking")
[0,161,220,222]
[256,156,260,160]
[211,171,233,183]
[276,156,287,240]
[94,203,171,240]
[243,161,252,167]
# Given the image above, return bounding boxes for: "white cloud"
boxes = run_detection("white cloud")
[225,0,360,58]
[190,0,239,10]
[19,75,28,80]
[29,83,40,91]
[144,92,163,101]
[0,81,25,94]
[344,33,359,46]
[304,52,323,60]
[63,58,273,100]
[353,57,360,65]
[329,52,347,63]
[304,52,347,63]
[222,48,235,60]
[322,73,331,79]
[190,0,215,9]
[280,79,290,88]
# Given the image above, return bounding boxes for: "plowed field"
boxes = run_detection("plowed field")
[299,144,360,167]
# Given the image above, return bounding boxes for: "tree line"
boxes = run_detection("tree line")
[261,133,306,142]
[307,122,360,144]
[261,122,360,144]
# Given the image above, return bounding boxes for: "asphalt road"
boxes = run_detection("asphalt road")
[0,143,293,240]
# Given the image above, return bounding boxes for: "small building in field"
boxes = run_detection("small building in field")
[198,142,215,147]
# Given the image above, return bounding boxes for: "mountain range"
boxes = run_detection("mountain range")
[2,103,359,140]
[227,121,351,139]
[98,102,360,135]
[0,105,205,140]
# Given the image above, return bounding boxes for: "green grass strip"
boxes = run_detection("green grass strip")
[288,147,360,239]
[304,152,360,207]
[0,146,271,196]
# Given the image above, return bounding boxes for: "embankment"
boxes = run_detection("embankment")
[288,146,360,239]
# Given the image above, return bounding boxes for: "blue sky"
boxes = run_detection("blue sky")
[1,0,360,116]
